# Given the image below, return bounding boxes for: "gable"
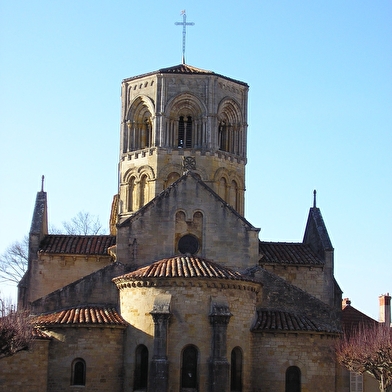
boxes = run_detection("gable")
[116,172,260,270]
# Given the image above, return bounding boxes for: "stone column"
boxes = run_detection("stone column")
[209,296,232,392]
[149,294,171,392]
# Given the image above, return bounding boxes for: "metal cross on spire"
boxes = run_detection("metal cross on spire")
[175,10,195,64]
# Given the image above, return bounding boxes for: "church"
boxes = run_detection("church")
[1,62,345,391]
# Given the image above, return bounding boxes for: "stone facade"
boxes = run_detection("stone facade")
[27,253,113,303]
[0,339,50,392]
[251,333,337,392]
[44,327,125,392]
[118,65,248,218]
[116,172,260,271]
[1,64,346,392]
[115,274,258,392]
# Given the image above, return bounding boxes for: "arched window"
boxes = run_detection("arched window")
[128,176,136,212]
[218,177,227,201]
[139,175,148,207]
[219,121,228,152]
[185,116,193,148]
[178,116,193,148]
[134,345,148,391]
[165,172,181,188]
[230,180,239,210]
[141,117,152,148]
[71,358,86,386]
[230,347,242,391]
[181,345,198,390]
[285,366,301,392]
[125,97,153,152]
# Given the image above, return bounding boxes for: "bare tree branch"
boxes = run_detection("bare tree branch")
[0,236,28,284]
[0,298,33,359]
[336,323,392,392]
[0,212,107,285]
[62,211,105,235]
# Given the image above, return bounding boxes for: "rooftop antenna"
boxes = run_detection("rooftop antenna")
[175,10,194,64]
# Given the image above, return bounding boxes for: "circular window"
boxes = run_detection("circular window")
[178,234,199,255]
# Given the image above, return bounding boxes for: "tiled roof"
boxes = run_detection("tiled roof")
[32,327,51,339]
[114,256,247,281]
[252,309,339,334]
[33,306,127,327]
[39,235,116,255]
[159,64,214,75]
[123,64,248,87]
[342,301,377,332]
[259,241,323,265]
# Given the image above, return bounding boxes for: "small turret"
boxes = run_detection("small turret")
[18,176,48,308]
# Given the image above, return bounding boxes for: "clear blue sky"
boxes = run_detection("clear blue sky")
[0,1,391,320]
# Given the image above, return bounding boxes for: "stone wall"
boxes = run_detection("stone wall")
[254,267,341,332]
[118,278,258,392]
[261,264,327,303]
[44,326,124,392]
[28,253,112,303]
[0,339,50,392]
[31,262,125,313]
[251,332,337,392]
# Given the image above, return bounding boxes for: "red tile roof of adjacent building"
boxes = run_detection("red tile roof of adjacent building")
[33,306,126,327]
[259,241,323,265]
[39,235,116,255]
[252,309,339,334]
[341,299,377,332]
[114,256,249,282]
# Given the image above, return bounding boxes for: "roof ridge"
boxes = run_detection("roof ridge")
[252,308,340,334]
[122,64,248,87]
[33,305,127,327]
[113,255,252,282]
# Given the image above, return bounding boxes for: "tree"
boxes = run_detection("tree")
[0,212,106,284]
[336,323,392,392]
[0,236,28,284]
[61,211,105,235]
[0,298,33,359]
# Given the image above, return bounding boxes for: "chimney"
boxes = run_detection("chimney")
[342,298,351,309]
[378,293,391,326]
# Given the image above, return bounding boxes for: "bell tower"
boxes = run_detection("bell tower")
[118,64,249,220]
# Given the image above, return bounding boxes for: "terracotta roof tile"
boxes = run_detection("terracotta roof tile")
[341,303,377,332]
[34,306,126,327]
[259,241,323,265]
[122,64,248,87]
[39,235,116,256]
[32,327,51,339]
[114,256,248,281]
[252,309,339,333]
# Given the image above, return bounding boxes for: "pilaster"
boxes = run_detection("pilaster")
[149,294,171,392]
[209,296,232,392]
